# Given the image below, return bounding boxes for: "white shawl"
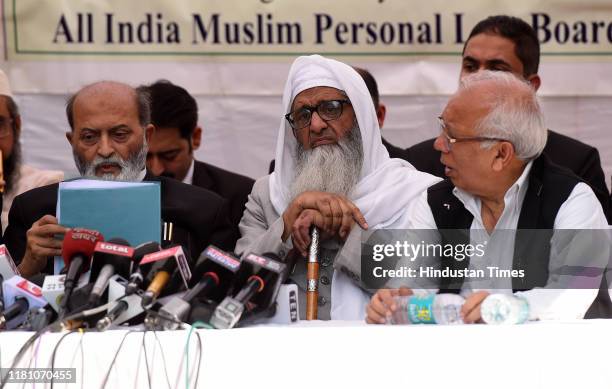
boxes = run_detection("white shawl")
[269,55,440,229]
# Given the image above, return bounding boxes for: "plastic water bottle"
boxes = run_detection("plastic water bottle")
[389,293,465,325]
[481,294,529,325]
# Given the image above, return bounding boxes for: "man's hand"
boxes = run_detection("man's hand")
[461,291,490,324]
[290,209,324,256]
[365,287,413,324]
[19,215,69,277]
[281,191,368,245]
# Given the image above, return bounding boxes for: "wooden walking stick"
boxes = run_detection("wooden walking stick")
[305,227,320,320]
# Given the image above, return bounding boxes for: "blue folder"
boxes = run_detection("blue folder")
[55,178,161,273]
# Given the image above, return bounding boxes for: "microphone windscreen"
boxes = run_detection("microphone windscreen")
[61,228,104,270]
[106,237,130,246]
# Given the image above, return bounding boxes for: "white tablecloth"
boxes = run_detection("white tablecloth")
[0,320,610,389]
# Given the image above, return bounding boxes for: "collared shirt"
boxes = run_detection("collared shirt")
[452,161,534,291]
[182,160,195,185]
[406,161,610,320]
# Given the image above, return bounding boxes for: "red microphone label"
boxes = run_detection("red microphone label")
[95,242,135,257]
[70,228,103,243]
[17,279,42,297]
[140,246,181,265]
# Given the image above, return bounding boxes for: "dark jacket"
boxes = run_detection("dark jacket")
[2,172,238,274]
[425,155,611,317]
[192,160,254,229]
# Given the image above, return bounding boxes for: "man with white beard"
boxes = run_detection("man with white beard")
[235,55,440,320]
[3,81,236,278]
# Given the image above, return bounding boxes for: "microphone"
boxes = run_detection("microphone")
[59,228,104,316]
[0,276,47,329]
[102,274,147,328]
[157,246,241,330]
[0,244,20,280]
[88,238,134,307]
[96,300,129,331]
[210,252,287,329]
[0,244,20,312]
[125,242,161,295]
[139,245,192,307]
[21,306,57,331]
[142,266,171,307]
[0,298,28,328]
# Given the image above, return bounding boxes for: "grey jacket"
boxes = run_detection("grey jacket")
[235,175,370,320]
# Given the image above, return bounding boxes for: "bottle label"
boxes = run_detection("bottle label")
[481,294,530,324]
[407,295,437,324]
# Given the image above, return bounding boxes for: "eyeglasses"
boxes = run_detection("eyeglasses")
[0,116,13,138]
[285,99,351,132]
[437,116,507,151]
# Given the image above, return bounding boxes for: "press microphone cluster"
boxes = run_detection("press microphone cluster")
[156,246,241,330]
[0,237,291,331]
[97,242,192,331]
[210,252,287,329]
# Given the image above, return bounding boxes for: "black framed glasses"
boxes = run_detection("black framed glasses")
[285,99,351,132]
[437,116,507,152]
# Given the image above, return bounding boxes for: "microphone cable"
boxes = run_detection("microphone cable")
[152,329,172,389]
[22,334,44,389]
[79,330,85,389]
[49,329,79,389]
[141,331,152,389]
[184,321,207,389]
[140,323,172,389]
[99,330,139,389]
[0,295,129,389]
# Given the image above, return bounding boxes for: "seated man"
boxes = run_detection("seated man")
[143,80,254,228]
[352,67,409,160]
[236,55,440,320]
[366,71,609,324]
[3,81,236,277]
[404,15,611,220]
[0,70,63,232]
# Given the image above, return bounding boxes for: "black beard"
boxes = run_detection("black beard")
[3,141,21,194]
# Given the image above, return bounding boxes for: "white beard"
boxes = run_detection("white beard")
[73,136,148,181]
[290,124,363,199]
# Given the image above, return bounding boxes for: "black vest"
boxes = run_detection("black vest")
[427,154,579,293]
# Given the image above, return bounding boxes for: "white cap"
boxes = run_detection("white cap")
[0,69,12,97]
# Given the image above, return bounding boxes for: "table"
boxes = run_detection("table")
[0,320,610,389]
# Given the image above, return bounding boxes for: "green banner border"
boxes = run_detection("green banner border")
[8,0,612,58]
